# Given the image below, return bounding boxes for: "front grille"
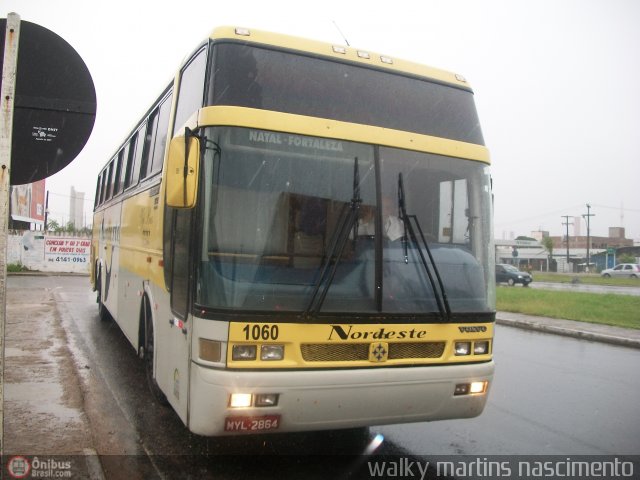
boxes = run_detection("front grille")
[389,342,445,359]
[300,342,446,362]
[300,343,369,362]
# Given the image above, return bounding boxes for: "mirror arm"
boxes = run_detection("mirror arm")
[183,127,204,205]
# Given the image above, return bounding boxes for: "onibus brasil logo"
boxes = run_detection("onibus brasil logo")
[7,456,31,479]
[7,456,72,478]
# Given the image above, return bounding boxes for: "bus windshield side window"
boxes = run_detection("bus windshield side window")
[174,48,207,131]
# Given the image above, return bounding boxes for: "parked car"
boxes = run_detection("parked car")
[600,263,640,278]
[495,264,532,286]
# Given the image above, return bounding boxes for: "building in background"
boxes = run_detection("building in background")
[549,227,633,250]
[496,227,635,273]
[69,186,85,229]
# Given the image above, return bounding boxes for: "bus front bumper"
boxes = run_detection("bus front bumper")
[188,360,494,436]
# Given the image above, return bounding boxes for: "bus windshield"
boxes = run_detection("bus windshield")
[196,127,494,317]
[209,43,484,146]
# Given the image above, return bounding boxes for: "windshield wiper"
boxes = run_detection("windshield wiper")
[303,158,362,318]
[397,173,451,321]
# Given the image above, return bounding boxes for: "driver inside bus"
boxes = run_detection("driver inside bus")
[358,196,403,241]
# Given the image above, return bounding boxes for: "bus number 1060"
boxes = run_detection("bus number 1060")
[242,324,279,341]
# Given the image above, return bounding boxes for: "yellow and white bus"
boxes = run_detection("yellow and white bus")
[91,27,495,436]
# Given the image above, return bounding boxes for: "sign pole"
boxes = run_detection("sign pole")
[0,12,21,456]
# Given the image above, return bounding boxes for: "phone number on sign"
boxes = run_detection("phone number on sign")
[51,256,87,263]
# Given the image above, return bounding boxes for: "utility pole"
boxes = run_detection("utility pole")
[582,204,595,273]
[0,12,21,457]
[561,215,573,267]
[44,190,50,231]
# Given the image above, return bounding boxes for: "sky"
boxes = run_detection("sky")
[3,0,639,241]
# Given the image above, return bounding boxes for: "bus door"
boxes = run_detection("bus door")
[159,206,194,422]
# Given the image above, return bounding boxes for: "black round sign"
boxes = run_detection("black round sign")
[1,18,96,185]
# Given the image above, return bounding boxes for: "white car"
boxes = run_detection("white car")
[600,263,640,278]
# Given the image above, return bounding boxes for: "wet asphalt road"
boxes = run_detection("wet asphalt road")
[11,275,640,478]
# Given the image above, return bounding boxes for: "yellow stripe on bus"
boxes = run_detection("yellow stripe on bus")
[196,106,490,164]
[227,321,493,369]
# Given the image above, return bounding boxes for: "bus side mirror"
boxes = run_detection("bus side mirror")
[166,135,200,208]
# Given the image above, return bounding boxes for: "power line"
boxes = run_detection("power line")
[46,191,93,204]
[494,204,584,227]
[590,203,640,213]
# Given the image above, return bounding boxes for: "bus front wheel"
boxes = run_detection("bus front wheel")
[95,269,109,321]
[141,297,168,405]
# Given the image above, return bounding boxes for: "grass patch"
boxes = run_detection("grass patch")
[7,262,29,273]
[532,272,639,287]
[496,287,640,330]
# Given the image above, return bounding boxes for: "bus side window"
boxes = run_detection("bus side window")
[174,48,207,131]
[113,148,125,196]
[99,172,106,205]
[105,160,115,201]
[118,143,129,192]
[139,111,158,181]
[149,92,173,177]
[127,124,146,188]
[94,173,102,208]
[165,208,192,319]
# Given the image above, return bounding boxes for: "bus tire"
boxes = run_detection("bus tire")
[141,297,168,405]
[96,269,109,321]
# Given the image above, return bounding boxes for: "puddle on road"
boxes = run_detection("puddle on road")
[4,287,93,455]
[5,382,84,422]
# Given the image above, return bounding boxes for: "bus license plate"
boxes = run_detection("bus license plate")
[224,415,281,432]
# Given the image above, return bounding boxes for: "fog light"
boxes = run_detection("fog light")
[261,345,284,361]
[232,345,257,361]
[470,381,488,394]
[199,338,221,362]
[474,341,489,355]
[229,393,252,408]
[255,393,279,407]
[455,342,471,356]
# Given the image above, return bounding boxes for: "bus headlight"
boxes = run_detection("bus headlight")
[232,345,257,361]
[473,341,490,355]
[454,342,471,356]
[255,393,279,407]
[261,345,284,361]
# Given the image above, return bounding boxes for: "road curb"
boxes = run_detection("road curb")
[7,271,89,276]
[496,317,640,350]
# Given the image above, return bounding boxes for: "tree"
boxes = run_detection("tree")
[618,253,637,264]
[516,235,537,242]
[46,219,60,232]
[542,236,554,272]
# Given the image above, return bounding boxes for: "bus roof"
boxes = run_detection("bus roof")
[209,26,472,90]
